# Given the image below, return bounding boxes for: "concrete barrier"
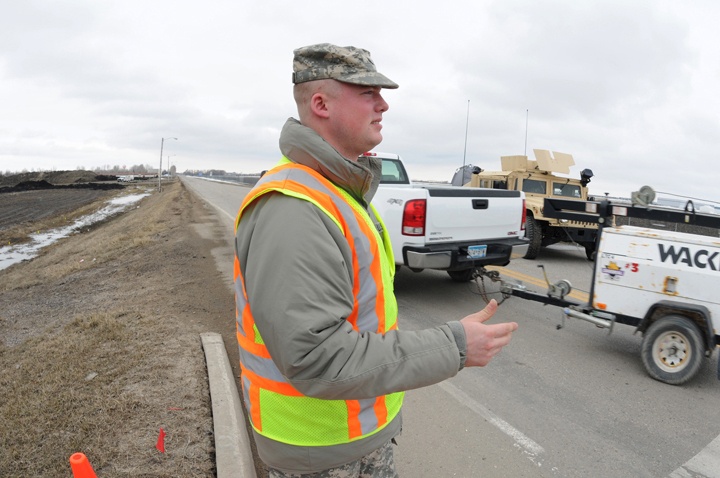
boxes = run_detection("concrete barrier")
[201,332,256,477]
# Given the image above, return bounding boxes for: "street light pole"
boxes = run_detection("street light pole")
[158,137,177,190]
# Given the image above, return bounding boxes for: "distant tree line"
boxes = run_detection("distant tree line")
[1,164,159,177]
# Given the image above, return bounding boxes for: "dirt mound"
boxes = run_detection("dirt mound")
[0,170,112,188]
[0,180,125,194]
[15,179,55,190]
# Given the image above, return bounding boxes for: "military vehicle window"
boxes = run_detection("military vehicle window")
[522,179,547,194]
[553,182,581,198]
[493,180,507,189]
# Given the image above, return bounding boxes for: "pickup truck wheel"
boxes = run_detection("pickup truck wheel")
[447,269,474,282]
[524,216,542,260]
[641,315,703,385]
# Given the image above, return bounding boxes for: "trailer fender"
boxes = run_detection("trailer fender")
[638,300,715,356]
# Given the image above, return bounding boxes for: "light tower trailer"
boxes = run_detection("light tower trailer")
[499,195,720,385]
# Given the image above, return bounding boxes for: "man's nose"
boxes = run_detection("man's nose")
[377,95,389,112]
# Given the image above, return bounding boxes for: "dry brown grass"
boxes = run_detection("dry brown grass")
[0,311,213,476]
[0,180,238,477]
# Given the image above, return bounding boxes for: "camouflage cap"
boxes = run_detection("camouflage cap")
[292,43,399,89]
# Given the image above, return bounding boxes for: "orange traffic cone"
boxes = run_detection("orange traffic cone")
[156,427,166,453]
[69,452,98,478]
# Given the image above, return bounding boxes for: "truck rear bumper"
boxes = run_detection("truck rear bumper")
[403,238,528,270]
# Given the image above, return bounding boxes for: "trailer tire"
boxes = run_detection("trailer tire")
[447,269,474,282]
[524,216,542,260]
[641,315,704,385]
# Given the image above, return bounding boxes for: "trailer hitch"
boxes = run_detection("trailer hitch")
[492,268,617,334]
[473,267,508,305]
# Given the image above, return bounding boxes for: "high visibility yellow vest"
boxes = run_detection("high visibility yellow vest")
[233,159,404,446]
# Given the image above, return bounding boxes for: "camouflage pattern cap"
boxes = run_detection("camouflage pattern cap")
[292,43,399,89]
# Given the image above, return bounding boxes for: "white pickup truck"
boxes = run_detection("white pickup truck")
[366,152,528,282]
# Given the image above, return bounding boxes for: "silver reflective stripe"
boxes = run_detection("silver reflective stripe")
[241,374,252,417]
[357,398,380,435]
[239,344,288,384]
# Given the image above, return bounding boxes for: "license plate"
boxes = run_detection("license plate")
[468,245,487,259]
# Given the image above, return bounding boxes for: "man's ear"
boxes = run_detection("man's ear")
[309,92,331,119]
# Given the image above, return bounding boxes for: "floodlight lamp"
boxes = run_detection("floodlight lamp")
[580,168,594,186]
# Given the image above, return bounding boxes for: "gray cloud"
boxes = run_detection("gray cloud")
[1,0,718,202]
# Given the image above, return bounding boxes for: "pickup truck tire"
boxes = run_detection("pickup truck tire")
[524,216,542,260]
[447,269,474,282]
[641,315,703,385]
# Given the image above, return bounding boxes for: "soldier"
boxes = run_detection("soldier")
[233,43,518,477]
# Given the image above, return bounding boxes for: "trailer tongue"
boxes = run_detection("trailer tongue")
[487,188,720,385]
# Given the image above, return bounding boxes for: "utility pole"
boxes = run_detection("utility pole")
[524,109,529,156]
[462,100,470,170]
[158,137,177,191]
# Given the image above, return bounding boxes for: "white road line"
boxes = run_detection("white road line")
[438,381,545,457]
[669,434,720,478]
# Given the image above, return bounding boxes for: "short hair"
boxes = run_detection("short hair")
[293,79,340,121]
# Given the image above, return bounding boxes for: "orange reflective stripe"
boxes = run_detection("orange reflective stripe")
[346,400,363,440]
[240,362,304,397]
[237,329,272,359]
[234,273,257,347]
[233,255,240,281]
[241,303,256,346]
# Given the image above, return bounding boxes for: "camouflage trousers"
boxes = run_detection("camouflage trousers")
[267,440,398,478]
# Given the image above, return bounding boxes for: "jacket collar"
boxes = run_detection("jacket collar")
[278,118,381,205]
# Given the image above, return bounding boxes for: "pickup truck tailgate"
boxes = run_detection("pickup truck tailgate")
[423,187,524,242]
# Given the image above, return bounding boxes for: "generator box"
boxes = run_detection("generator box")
[594,225,720,320]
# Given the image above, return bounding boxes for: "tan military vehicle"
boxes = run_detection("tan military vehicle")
[467,149,598,260]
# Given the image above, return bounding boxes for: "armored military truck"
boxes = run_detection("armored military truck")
[467,149,597,260]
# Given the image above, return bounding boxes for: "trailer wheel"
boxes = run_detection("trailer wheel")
[524,216,542,260]
[641,315,704,385]
[447,269,474,282]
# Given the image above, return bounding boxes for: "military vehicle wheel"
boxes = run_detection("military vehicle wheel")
[641,315,704,385]
[447,269,474,282]
[524,216,542,260]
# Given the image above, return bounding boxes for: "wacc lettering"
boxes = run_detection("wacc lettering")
[658,243,720,270]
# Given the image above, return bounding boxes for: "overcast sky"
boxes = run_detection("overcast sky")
[1,1,718,200]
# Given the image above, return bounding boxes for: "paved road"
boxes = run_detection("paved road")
[182,176,720,478]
